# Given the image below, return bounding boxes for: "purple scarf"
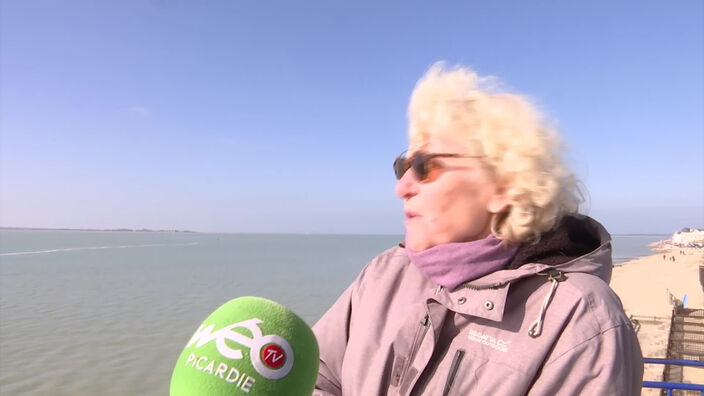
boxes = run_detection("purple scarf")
[406,235,519,291]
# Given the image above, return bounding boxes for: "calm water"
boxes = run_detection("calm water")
[610,234,670,264]
[0,230,666,395]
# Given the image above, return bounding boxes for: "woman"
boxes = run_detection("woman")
[313,64,643,395]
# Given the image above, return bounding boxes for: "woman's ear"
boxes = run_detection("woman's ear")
[488,186,510,214]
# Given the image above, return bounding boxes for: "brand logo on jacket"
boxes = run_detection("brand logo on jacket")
[467,329,511,353]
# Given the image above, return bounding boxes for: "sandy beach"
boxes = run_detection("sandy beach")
[609,248,704,393]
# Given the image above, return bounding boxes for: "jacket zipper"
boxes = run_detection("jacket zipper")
[403,313,430,384]
[461,267,566,291]
[441,349,465,396]
[408,314,430,363]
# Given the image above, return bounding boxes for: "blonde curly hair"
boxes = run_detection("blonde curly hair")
[408,63,582,244]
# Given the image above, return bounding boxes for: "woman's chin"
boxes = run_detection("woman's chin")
[405,235,434,251]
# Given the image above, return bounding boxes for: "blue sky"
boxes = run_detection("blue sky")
[1,1,702,234]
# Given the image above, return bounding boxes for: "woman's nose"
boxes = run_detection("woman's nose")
[395,169,418,199]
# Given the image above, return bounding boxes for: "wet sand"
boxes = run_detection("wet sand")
[609,248,704,394]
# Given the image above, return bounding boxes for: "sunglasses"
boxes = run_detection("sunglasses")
[393,150,481,183]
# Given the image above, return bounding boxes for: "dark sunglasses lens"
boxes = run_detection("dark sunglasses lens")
[394,152,432,181]
[411,153,429,181]
[393,155,409,180]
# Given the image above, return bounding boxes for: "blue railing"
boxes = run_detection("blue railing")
[643,358,704,395]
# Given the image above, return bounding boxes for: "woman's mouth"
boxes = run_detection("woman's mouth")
[405,211,420,221]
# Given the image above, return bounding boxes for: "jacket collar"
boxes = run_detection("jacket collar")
[454,216,613,288]
[419,217,613,322]
[428,284,510,322]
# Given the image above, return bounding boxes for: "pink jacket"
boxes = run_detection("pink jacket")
[313,219,643,395]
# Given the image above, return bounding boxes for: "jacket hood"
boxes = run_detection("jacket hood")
[507,215,605,269]
[464,215,613,288]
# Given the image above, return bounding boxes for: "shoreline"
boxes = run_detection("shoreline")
[609,247,703,391]
[0,226,197,233]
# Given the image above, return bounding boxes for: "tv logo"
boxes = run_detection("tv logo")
[187,318,294,379]
[261,343,286,369]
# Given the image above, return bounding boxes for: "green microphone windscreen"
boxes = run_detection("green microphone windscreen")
[170,296,319,395]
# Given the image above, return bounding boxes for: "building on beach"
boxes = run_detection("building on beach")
[672,228,704,248]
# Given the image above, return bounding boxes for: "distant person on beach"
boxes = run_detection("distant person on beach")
[313,64,643,395]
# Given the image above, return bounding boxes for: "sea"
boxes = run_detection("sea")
[0,230,668,395]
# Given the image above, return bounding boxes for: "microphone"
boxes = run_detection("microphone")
[170,296,319,395]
